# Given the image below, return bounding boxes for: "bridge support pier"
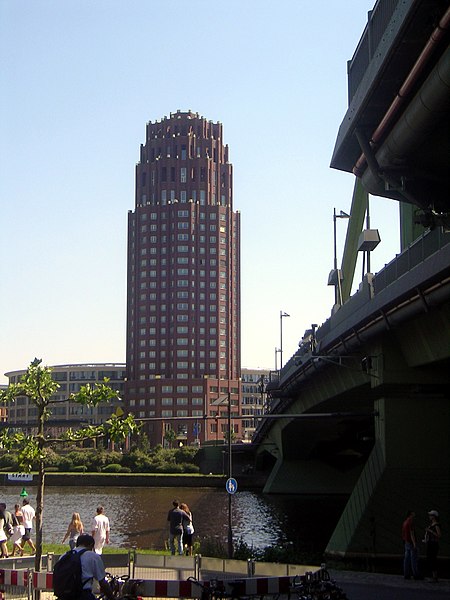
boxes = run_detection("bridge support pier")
[326,390,450,558]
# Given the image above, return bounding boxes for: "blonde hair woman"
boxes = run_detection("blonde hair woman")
[62,512,84,549]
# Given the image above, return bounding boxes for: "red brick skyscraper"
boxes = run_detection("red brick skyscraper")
[125,111,241,446]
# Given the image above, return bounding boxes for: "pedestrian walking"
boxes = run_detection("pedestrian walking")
[91,506,110,554]
[0,503,14,543]
[424,509,441,581]
[20,499,36,554]
[11,504,25,557]
[0,506,9,558]
[62,512,84,550]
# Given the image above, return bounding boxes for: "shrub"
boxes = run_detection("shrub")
[198,536,227,558]
[43,448,60,467]
[0,457,19,470]
[233,537,256,560]
[72,465,87,473]
[122,449,150,471]
[174,446,198,464]
[181,463,200,473]
[58,457,74,471]
[102,463,122,473]
[120,466,132,473]
[68,451,88,466]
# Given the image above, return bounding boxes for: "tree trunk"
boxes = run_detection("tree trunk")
[34,460,45,572]
[35,399,46,573]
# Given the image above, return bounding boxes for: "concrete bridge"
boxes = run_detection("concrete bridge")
[253,0,450,560]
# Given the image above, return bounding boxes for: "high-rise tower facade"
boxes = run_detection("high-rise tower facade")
[125,110,241,446]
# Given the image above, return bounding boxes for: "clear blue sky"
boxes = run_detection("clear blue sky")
[0,0,400,383]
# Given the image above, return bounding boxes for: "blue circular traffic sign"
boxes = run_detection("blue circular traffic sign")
[226,477,238,494]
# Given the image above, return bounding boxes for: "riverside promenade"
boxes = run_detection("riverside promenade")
[329,569,450,600]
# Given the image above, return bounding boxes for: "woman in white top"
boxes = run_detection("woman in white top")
[179,503,194,556]
[0,509,9,558]
[11,504,25,557]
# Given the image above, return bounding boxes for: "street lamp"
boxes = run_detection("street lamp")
[212,391,234,558]
[280,311,290,370]
[274,347,281,371]
[328,208,350,306]
[227,389,232,559]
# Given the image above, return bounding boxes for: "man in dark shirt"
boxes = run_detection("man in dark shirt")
[402,510,420,579]
[167,500,189,555]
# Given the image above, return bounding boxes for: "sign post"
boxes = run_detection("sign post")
[226,477,238,494]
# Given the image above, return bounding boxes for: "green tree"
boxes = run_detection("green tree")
[164,427,177,448]
[0,358,139,571]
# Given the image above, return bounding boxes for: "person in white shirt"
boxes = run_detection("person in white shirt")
[20,499,36,554]
[91,506,110,554]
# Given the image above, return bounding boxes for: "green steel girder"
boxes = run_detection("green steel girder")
[340,179,367,303]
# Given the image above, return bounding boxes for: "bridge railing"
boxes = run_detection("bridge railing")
[373,227,450,294]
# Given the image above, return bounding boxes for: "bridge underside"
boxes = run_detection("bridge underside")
[256,297,450,558]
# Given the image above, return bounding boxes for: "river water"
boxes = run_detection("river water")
[0,486,346,556]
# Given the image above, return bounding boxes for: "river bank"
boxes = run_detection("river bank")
[1,472,267,489]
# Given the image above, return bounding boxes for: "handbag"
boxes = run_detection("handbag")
[186,522,194,534]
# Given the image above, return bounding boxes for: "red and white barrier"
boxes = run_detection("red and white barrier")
[135,576,292,598]
[0,570,28,587]
[33,571,54,591]
[0,569,302,598]
[137,579,202,598]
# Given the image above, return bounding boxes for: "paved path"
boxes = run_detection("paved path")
[329,569,450,600]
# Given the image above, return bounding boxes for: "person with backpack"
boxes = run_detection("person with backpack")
[53,533,114,600]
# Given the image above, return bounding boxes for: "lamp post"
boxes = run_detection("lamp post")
[332,208,350,306]
[227,389,233,558]
[280,311,290,370]
[274,347,281,371]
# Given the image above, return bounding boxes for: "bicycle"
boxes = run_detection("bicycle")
[188,576,283,600]
[289,571,348,600]
[101,573,143,600]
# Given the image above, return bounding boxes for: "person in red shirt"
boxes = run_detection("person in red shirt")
[402,510,420,579]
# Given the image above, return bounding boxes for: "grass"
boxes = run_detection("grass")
[41,543,169,555]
